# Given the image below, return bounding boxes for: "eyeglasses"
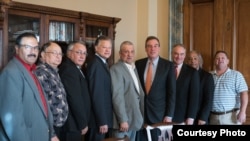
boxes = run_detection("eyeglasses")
[20,44,40,51]
[45,51,64,56]
[69,50,88,56]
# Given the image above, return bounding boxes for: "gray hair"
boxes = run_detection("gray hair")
[189,50,203,68]
[66,41,86,56]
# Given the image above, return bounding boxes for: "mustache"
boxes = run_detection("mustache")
[27,54,37,58]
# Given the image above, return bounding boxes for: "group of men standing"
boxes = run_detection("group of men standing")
[0,32,248,141]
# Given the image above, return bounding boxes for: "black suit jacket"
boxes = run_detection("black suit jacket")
[172,64,200,123]
[86,55,113,128]
[135,57,176,125]
[195,68,214,124]
[58,57,91,131]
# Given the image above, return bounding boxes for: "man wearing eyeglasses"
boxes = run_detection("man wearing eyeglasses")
[58,41,91,141]
[35,42,69,140]
[0,32,58,141]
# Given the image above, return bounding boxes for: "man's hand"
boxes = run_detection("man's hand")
[99,125,108,134]
[163,116,172,123]
[120,122,129,132]
[51,136,59,141]
[81,126,88,135]
[186,118,194,125]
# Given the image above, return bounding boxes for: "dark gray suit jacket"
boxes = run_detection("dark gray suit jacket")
[0,57,54,141]
[110,60,144,130]
[135,57,176,125]
[172,64,200,123]
[58,57,91,132]
[195,68,214,124]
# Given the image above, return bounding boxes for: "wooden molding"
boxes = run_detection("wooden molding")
[9,1,80,18]
[190,0,214,3]
[81,12,121,24]
[0,0,121,69]
[0,0,11,5]
[0,0,11,28]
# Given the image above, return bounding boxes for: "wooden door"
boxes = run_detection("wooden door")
[183,0,250,124]
[235,0,250,124]
[235,0,250,90]
[183,0,214,71]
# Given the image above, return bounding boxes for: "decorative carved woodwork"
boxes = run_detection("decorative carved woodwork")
[0,0,121,69]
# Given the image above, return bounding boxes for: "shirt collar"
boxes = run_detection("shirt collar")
[15,55,36,71]
[175,63,183,69]
[124,62,135,70]
[147,56,159,65]
[95,53,107,64]
[213,68,231,76]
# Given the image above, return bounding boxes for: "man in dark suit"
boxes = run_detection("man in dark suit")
[135,36,176,125]
[0,32,57,141]
[58,41,91,141]
[187,50,214,125]
[85,36,113,141]
[171,44,200,125]
[110,41,144,141]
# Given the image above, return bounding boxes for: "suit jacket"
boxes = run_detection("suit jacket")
[110,60,144,130]
[0,57,54,141]
[195,68,214,124]
[135,57,176,125]
[172,64,200,123]
[58,57,91,131]
[86,55,113,128]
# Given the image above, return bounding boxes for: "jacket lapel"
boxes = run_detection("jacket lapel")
[120,61,141,94]
[151,58,163,88]
[14,58,47,117]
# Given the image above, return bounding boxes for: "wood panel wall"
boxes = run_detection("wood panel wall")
[183,0,250,124]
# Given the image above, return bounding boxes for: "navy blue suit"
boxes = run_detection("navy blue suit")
[135,57,176,125]
[85,55,113,141]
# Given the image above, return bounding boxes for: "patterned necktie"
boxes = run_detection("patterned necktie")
[145,61,153,94]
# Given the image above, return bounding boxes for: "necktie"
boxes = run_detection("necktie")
[78,66,85,78]
[145,61,153,94]
[105,62,109,70]
[175,65,178,79]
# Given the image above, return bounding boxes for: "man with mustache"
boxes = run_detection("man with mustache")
[187,50,214,125]
[0,32,58,141]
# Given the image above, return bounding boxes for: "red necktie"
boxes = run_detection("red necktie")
[175,65,178,79]
[145,61,153,94]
